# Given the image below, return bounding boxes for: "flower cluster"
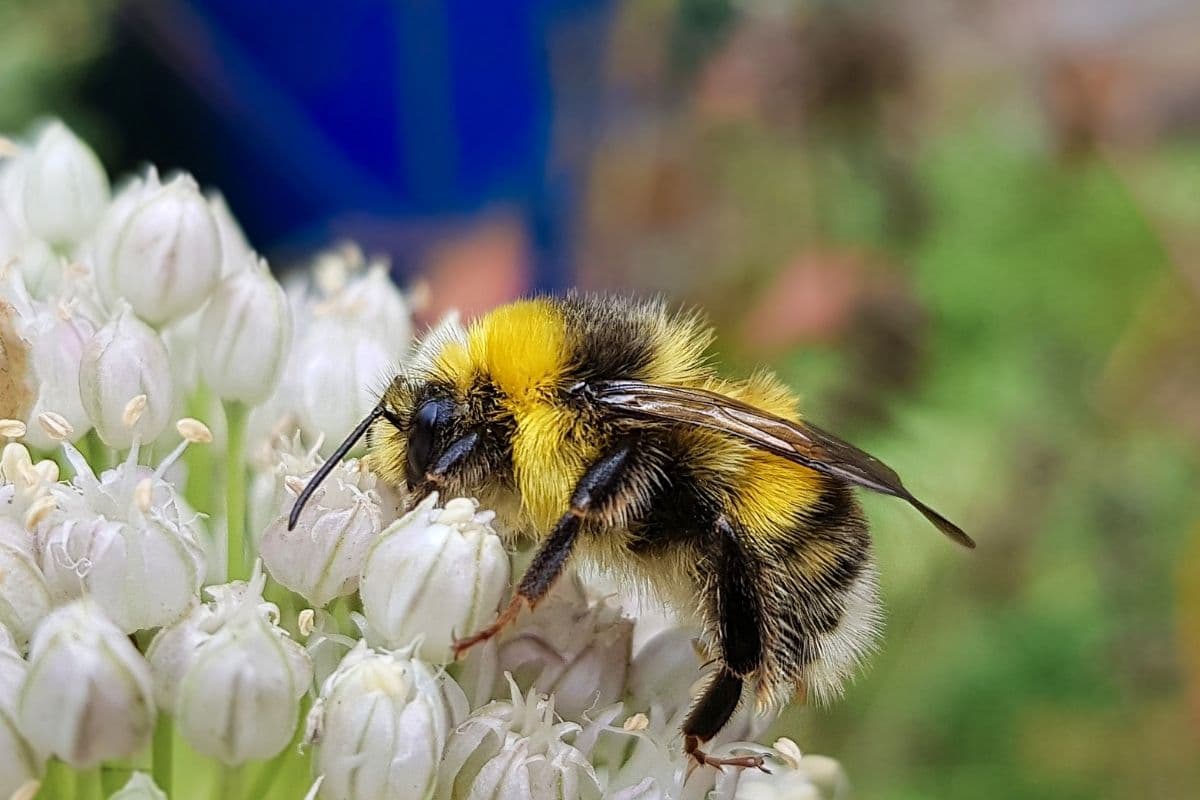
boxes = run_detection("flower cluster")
[0,120,850,799]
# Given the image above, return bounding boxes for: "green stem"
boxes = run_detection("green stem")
[152,713,174,796]
[73,765,102,800]
[40,758,70,798]
[216,762,244,800]
[224,400,249,582]
[100,761,130,795]
[184,385,216,518]
[331,595,353,637]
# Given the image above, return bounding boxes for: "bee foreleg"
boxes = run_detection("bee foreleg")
[682,515,768,772]
[451,441,638,660]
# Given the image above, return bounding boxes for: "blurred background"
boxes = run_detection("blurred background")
[4,0,1199,796]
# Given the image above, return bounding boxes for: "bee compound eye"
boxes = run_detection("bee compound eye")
[406,397,452,486]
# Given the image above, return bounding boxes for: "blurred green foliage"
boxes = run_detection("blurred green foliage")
[766,123,1200,799]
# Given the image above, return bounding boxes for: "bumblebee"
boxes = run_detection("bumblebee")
[290,294,972,769]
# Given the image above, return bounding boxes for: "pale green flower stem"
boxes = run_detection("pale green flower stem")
[216,763,243,800]
[184,384,215,518]
[100,761,131,795]
[153,713,174,796]
[42,758,70,798]
[224,400,249,582]
[74,765,102,800]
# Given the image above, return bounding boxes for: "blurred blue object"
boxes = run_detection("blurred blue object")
[114,0,616,289]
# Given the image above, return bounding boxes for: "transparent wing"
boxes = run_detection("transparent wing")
[591,380,974,548]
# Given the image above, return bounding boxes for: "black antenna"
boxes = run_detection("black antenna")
[288,405,384,530]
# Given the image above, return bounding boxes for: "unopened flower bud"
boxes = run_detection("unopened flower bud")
[360,494,509,663]
[21,121,109,246]
[147,564,312,764]
[18,303,98,449]
[109,173,222,325]
[17,600,155,767]
[436,677,601,800]
[292,317,394,454]
[199,258,291,404]
[207,191,254,276]
[79,305,173,448]
[261,457,381,607]
[305,641,468,800]
[0,519,52,650]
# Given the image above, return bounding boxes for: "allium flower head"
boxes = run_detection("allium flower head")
[360,493,509,663]
[147,562,313,764]
[17,600,156,767]
[305,640,469,800]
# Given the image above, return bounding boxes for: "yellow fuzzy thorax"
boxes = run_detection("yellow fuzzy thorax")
[423,297,823,532]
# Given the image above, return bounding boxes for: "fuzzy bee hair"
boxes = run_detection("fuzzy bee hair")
[328,293,970,764]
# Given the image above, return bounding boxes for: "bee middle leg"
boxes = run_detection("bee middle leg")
[452,441,643,659]
[683,515,770,771]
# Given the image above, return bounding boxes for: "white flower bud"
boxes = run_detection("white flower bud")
[207,191,254,276]
[79,304,174,448]
[21,121,109,246]
[110,773,168,800]
[84,167,160,306]
[147,564,312,764]
[106,173,222,325]
[436,678,602,800]
[260,457,381,607]
[305,641,468,800]
[199,258,291,404]
[360,494,509,663]
[17,600,155,767]
[0,519,52,650]
[19,300,97,449]
[332,261,413,348]
[496,576,633,721]
[292,317,395,454]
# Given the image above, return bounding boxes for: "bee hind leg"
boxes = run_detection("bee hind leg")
[681,514,769,771]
